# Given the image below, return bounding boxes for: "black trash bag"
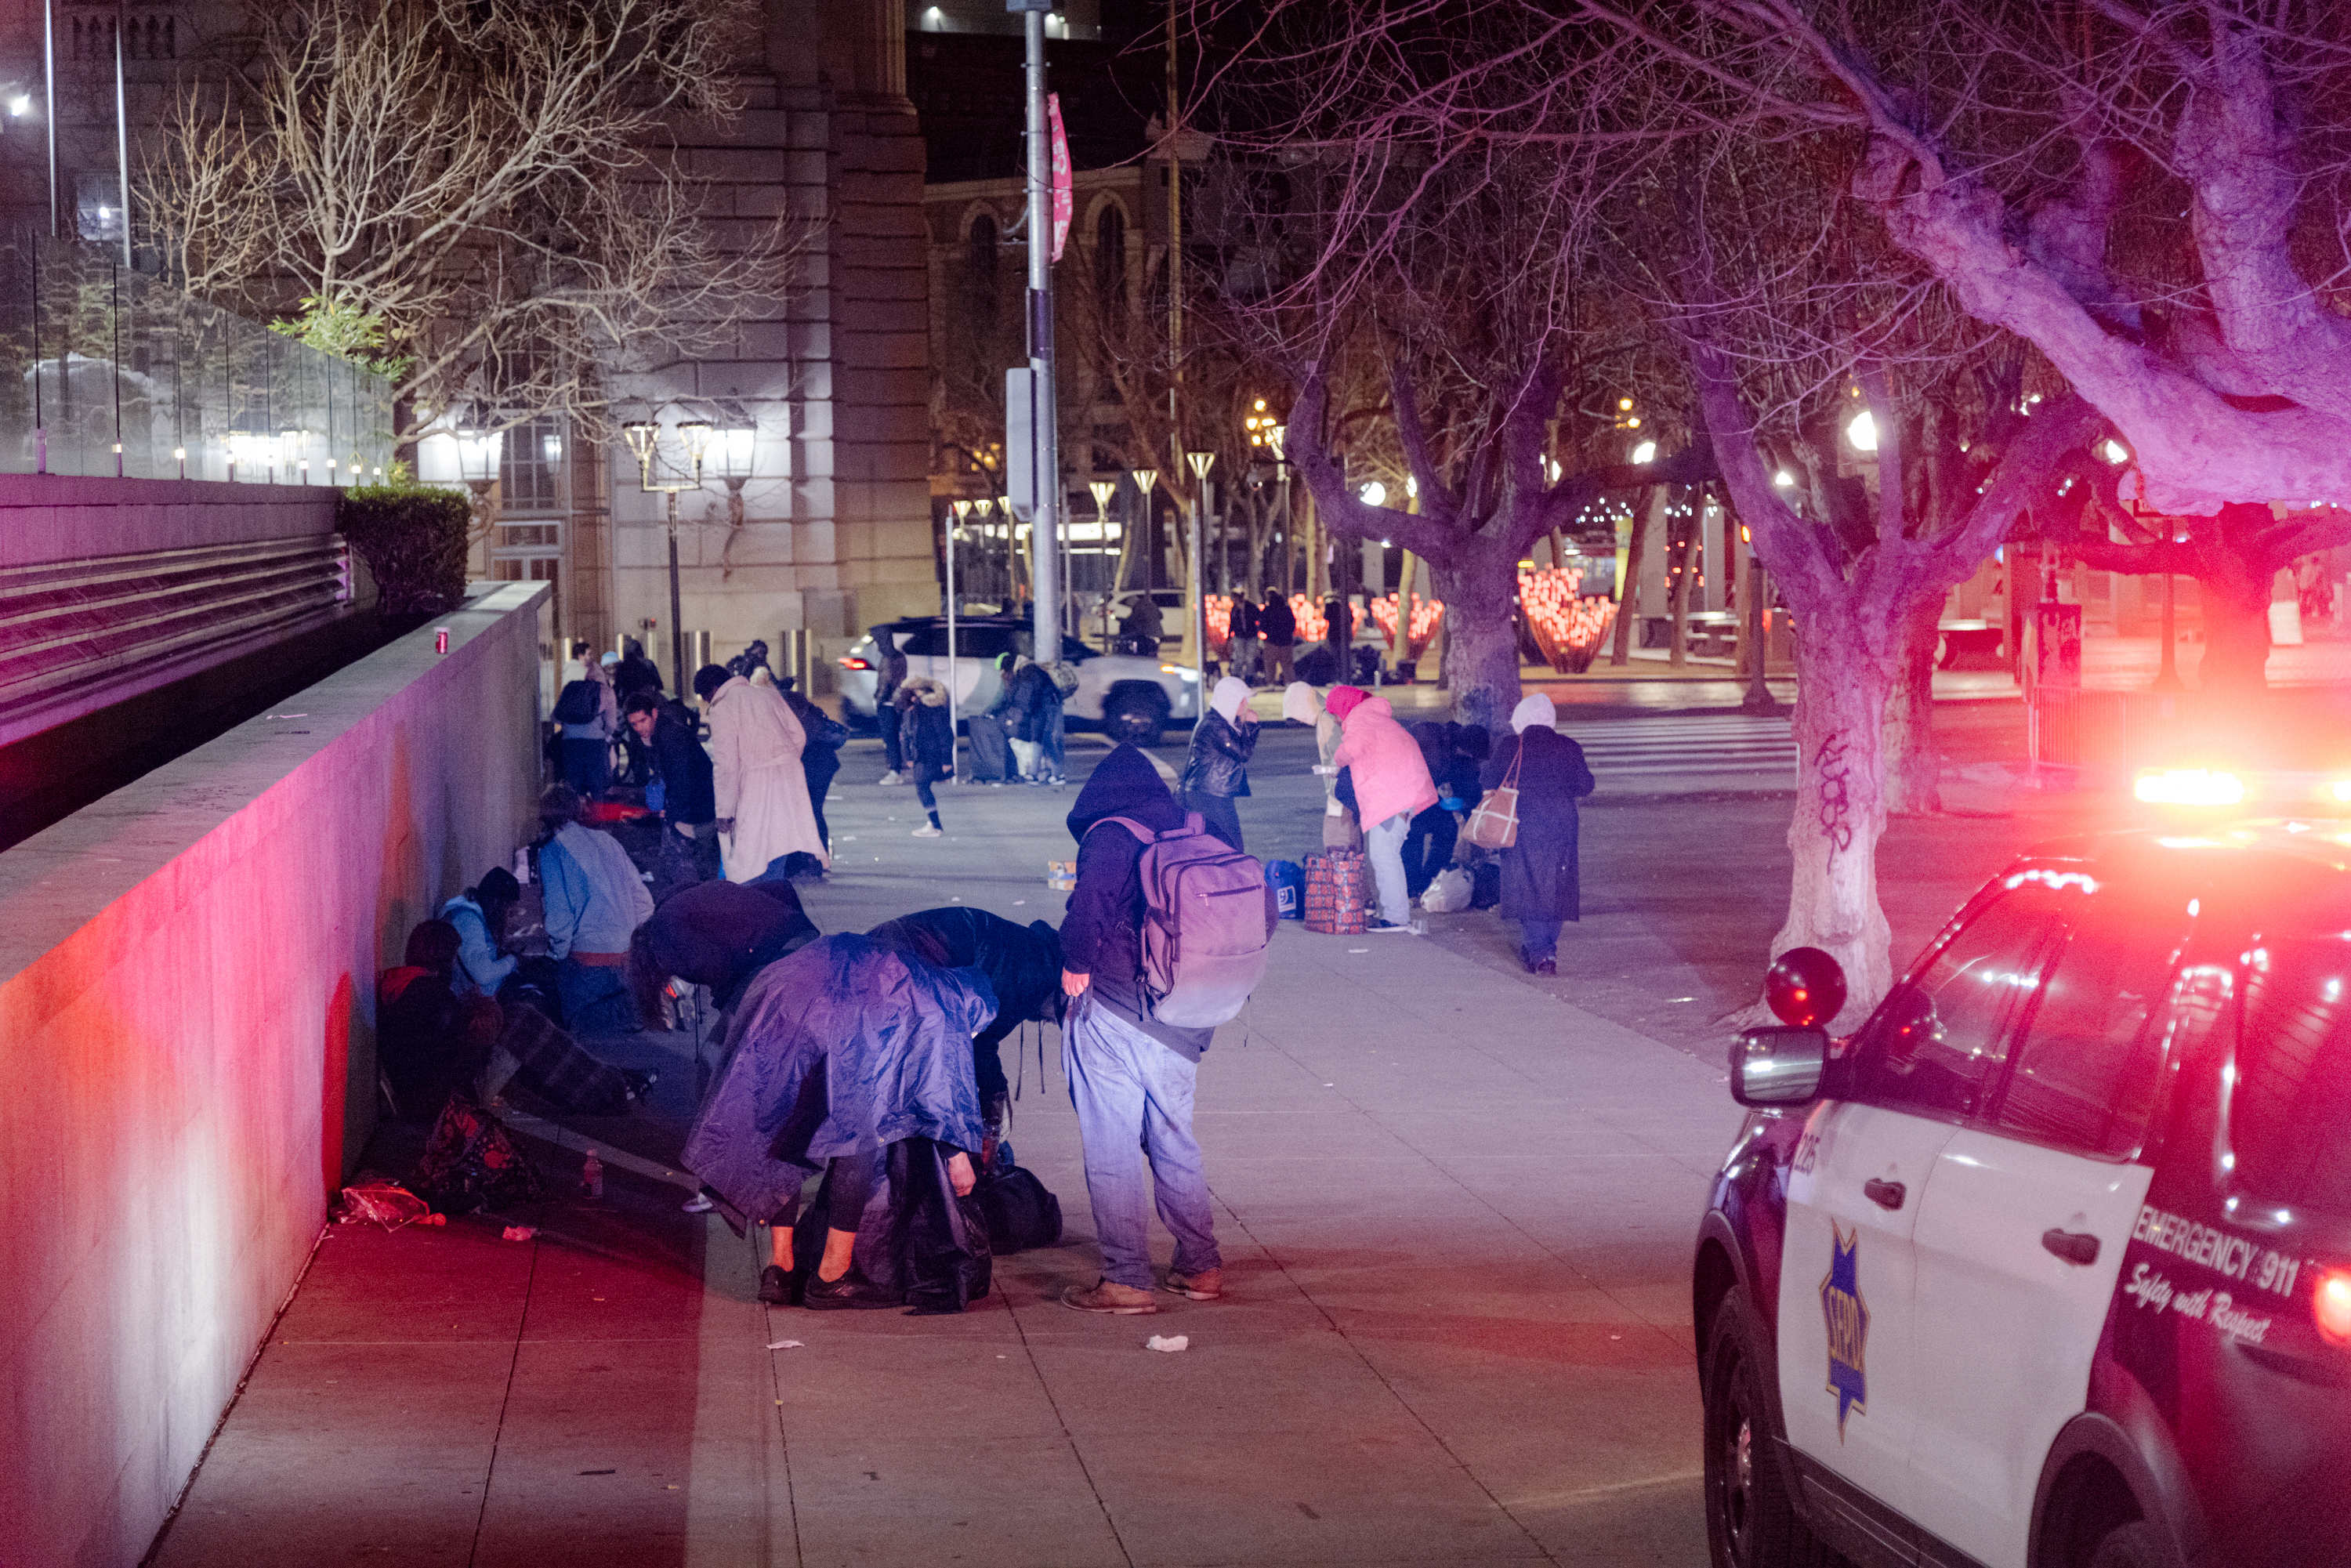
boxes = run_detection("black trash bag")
[1470,860,1502,911]
[791,1135,991,1314]
[972,1165,1063,1255]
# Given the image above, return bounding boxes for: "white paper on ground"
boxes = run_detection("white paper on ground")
[1144,1334,1189,1353]
[767,1339,805,1351]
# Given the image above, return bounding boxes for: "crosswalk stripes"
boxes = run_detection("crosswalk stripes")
[1561,712,1799,781]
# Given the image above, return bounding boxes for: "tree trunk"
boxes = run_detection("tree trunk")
[1429,547,1523,733]
[1883,596,1943,815]
[2195,532,2275,694]
[1610,488,1654,665]
[1766,604,1897,1028]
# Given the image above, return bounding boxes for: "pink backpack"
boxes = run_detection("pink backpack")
[1091,813,1275,1027]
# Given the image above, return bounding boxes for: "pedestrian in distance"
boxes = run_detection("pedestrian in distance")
[1177,676,1259,852]
[875,633,911,784]
[552,655,619,798]
[1258,585,1297,686]
[1329,685,1439,932]
[697,664,830,882]
[1003,653,1067,785]
[776,677,848,873]
[1479,693,1595,975]
[1056,743,1226,1314]
[896,675,954,837]
[625,691,720,897]
[535,784,657,1033]
[1322,592,1350,668]
[1226,592,1261,686]
[612,637,665,700]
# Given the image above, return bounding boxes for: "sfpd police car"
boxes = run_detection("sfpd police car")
[1699,824,2351,1568]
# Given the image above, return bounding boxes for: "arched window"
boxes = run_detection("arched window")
[1093,205,1127,320]
[962,212,1000,329]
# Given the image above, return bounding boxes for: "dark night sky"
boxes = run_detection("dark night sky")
[908,0,1167,183]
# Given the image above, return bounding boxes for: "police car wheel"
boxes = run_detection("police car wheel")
[2087,1521,2167,1568]
[1703,1298,1823,1568]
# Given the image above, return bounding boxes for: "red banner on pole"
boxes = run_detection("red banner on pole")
[1049,92,1073,264]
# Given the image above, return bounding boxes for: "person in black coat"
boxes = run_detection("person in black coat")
[626,690,720,895]
[777,678,846,867]
[868,907,1064,1164]
[1258,586,1298,686]
[897,678,955,835]
[1478,693,1596,974]
[1176,676,1259,850]
[1403,721,1487,900]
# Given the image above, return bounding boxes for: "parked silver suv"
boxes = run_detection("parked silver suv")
[836,617,1201,747]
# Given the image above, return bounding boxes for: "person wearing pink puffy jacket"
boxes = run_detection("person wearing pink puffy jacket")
[1327,686,1439,932]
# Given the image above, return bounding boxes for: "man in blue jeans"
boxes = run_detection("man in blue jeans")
[1055,744,1223,1313]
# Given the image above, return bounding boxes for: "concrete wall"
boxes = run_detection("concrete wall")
[0,582,549,1568]
[0,473,338,570]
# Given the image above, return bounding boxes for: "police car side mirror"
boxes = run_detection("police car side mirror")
[1731,1026,1830,1107]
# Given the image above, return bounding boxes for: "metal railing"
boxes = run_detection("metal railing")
[0,235,394,483]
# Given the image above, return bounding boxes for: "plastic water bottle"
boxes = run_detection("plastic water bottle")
[581,1150,603,1198]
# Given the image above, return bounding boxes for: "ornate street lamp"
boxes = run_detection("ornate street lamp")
[1184,449,1214,686]
[454,416,502,541]
[712,402,756,527]
[1087,480,1117,646]
[623,415,715,693]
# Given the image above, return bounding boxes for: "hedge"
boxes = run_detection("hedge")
[339,482,473,616]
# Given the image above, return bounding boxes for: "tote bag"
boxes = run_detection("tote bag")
[1464,742,1524,850]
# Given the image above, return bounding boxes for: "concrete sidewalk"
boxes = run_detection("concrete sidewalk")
[148,737,1751,1568]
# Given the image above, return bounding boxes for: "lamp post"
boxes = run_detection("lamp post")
[1129,467,1159,654]
[1185,449,1213,687]
[1266,422,1291,596]
[454,418,502,553]
[621,416,714,693]
[1087,480,1116,647]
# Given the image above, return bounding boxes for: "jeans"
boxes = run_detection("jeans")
[1062,995,1219,1290]
[1364,811,1411,925]
[557,956,633,1034]
[1519,918,1563,962]
[560,737,611,797]
[912,760,945,818]
[1038,711,1066,778]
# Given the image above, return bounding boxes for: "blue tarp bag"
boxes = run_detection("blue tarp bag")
[1266,859,1305,921]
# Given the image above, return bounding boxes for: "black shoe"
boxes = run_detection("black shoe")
[1531,956,1556,976]
[759,1264,795,1305]
[802,1270,902,1310]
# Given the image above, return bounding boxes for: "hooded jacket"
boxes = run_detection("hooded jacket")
[1332,695,1440,828]
[897,678,955,766]
[867,907,1064,1050]
[681,935,994,1229]
[1060,744,1215,1060]
[647,706,716,825]
[639,878,820,1012]
[1177,707,1258,798]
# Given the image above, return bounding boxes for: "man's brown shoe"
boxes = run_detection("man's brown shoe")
[1162,1267,1223,1301]
[1061,1279,1159,1314]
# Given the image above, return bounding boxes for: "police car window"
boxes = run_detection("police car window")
[1990,908,2177,1160]
[1853,892,2059,1121]
[2230,937,2351,1218]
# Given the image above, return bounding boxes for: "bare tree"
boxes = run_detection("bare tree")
[1589,0,2351,691]
[145,0,790,443]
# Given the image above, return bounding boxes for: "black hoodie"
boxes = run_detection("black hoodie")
[1060,744,1212,1059]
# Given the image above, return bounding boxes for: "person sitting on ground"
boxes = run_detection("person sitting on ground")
[896,676,954,837]
[697,663,831,882]
[627,691,720,896]
[1177,676,1259,851]
[379,920,502,1119]
[442,867,523,1000]
[866,907,1064,1168]
[1329,685,1439,932]
[682,933,992,1310]
[536,784,655,1033]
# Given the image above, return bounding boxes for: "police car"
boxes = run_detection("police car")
[1701,824,2351,1568]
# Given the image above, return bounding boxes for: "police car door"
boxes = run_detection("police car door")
[1906,880,2182,1567]
[1780,889,2064,1539]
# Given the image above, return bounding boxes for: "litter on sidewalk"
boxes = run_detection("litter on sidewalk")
[1144,1334,1189,1353]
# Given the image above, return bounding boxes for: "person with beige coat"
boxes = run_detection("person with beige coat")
[696,664,831,883]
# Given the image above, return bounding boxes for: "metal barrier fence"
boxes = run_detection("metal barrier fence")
[2029,687,2186,769]
[0,235,394,483]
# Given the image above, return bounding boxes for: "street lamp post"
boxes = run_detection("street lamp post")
[455,419,502,558]
[1087,480,1116,646]
[1130,467,1160,654]
[1185,449,1214,688]
[622,417,714,693]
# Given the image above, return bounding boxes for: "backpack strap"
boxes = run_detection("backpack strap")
[1081,814,1161,846]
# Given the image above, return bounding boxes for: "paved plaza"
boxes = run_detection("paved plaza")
[145,700,2092,1568]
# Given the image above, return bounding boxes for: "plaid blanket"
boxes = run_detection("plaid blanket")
[411,1097,545,1214]
[503,1003,639,1117]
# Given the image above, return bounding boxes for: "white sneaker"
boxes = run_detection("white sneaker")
[878,771,904,786]
[912,824,944,838]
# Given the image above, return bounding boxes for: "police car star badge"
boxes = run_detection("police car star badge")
[1820,1222,1869,1439]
